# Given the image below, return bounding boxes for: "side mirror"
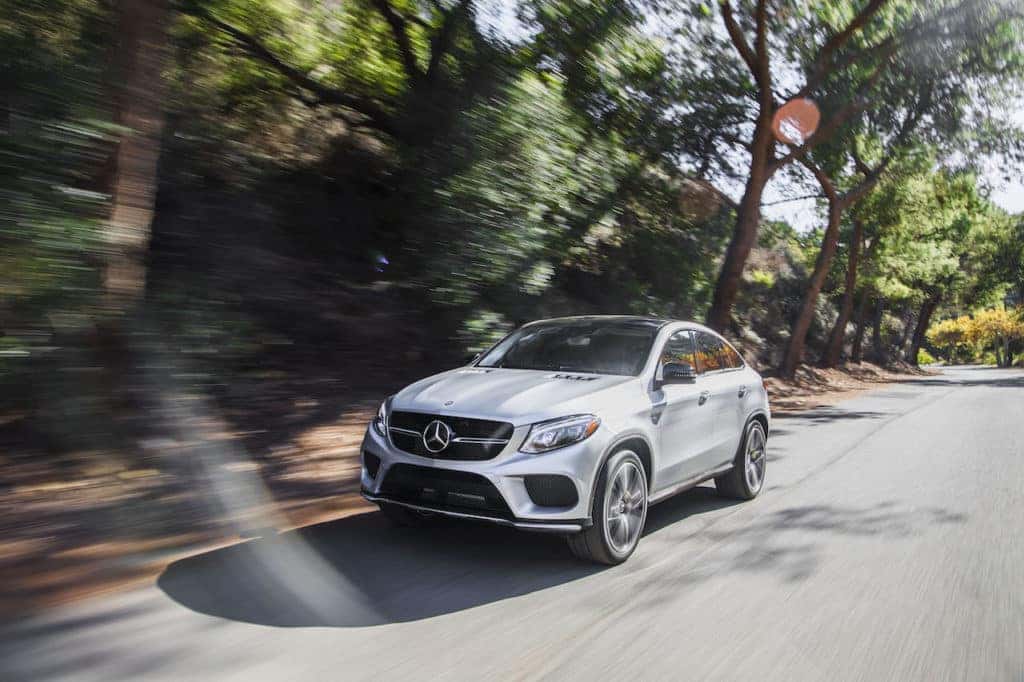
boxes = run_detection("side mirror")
[659,362,697,387]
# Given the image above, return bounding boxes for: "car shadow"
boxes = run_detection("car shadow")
[157,488,743,628]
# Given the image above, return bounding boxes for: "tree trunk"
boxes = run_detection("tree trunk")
[851,291,870,363]
[871,298,886,365]
[706,115,776,332]
[822,218,864,368]
[908,291,939,366]
[102,0,169,316]
[780,197,844,377]
[899,303,916,357]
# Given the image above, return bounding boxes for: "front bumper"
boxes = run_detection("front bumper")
[360,492,585,533]
[359,420,613,532]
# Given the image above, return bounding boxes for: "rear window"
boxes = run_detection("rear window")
[695,331,743,372]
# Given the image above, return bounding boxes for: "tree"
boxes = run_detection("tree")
[822,217,864,366]
[777,60,941,376]
[967,308,1024,367]
[683,0,1024,332]
[103,0,171,317]
[927,315,972,362]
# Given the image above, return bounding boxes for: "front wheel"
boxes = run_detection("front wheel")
[567,450,648,565]
[715,420,767,500]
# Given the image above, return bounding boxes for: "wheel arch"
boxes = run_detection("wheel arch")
[746,409,770,438]
[586,434,654,512]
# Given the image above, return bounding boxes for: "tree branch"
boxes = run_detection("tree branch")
[851,145,872,176]
[426,0,471,82]
[720,0,760,82]
[799,156,840,203]
[370,0,423,83]
[802,0,889,94]
[842,86,930,204]
[184,4,399,137]
[793,0,980,100]
[753,0,771,97]
[769,52,892,173]
[761,192,827,207]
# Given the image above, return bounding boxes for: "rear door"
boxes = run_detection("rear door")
[694,331,745,468]
[652,330,716,487]
[717,339,752,457]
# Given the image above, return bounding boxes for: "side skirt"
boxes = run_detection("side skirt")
[647,463,735,506]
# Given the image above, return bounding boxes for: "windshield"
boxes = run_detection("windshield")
[476,320,660,376]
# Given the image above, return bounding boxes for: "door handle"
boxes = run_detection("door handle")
[738,385,748,398]
[698,390,710,406]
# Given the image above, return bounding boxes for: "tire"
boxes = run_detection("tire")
[567,449,648,565]
[715,420,767,500]
[379,502,435,527]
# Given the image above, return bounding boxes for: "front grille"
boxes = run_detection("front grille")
[380,464,513,519]
[388,411,513,461]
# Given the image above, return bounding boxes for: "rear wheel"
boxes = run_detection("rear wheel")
[379,502,435,527]
[567,450,648,565]
[715,420,767,500]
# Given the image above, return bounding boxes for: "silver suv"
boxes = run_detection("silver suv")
[361,316,770,564]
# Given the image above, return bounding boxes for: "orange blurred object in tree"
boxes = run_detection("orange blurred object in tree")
[772,98,821,145]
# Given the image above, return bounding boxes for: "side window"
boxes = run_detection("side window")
[696,332,725,372]
[720,341,744,369]
[659,330,697,371]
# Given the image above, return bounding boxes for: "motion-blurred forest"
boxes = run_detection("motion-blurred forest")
[3,0,1024,609]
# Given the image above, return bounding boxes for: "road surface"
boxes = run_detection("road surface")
[3,366,1022,681]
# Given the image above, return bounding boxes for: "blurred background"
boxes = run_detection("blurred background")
[2,0,1024,614]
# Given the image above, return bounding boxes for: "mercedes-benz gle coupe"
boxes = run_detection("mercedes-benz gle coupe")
[361,316,770,564]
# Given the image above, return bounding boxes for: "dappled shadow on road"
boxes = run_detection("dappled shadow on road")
[774,408,889,425]
[629,500,970,608]
[643,486,744,535]
[703,501,967,582]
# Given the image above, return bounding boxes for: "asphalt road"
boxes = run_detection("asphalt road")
[3,366,1023,681]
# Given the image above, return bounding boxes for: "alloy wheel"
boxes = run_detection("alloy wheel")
[745,425,766,493]
[604,460,646,555]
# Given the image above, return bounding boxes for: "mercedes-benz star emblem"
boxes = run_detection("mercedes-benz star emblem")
[422,420,452,453]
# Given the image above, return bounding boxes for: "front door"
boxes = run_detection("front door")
[652,330,716,488]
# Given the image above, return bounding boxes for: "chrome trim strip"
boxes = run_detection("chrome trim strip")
[388,426,420,436]
[451,437,509,445]
[361,493,583,533]
[647,463,735,505]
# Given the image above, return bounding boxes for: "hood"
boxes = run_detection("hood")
[391,367,639,425]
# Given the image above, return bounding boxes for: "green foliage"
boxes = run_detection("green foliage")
[926,308,1024,364]
[916,348,937,365]
[749,270,776,289]
[5,0,1024,385]
[416,71,619,307]
[0,0,112,382]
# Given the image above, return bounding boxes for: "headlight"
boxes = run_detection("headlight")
[372,398,390,437]
[520,414,600,454]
